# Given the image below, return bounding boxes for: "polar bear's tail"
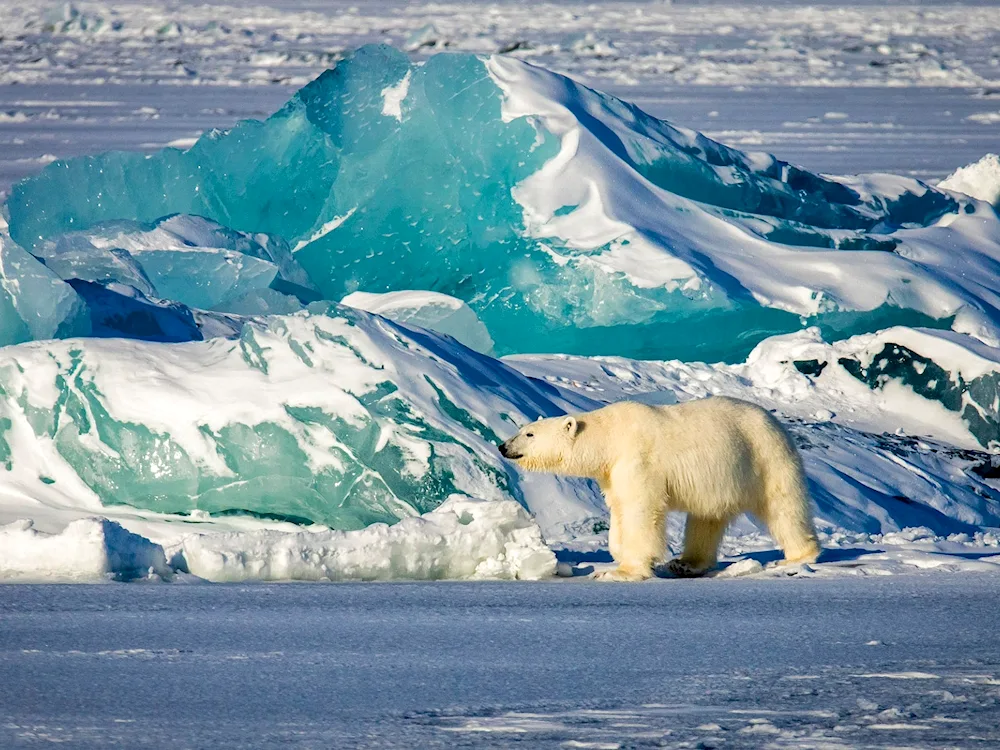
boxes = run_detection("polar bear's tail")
[755,416,821,565]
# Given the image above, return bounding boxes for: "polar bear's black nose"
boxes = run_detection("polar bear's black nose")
[498,440,521,459]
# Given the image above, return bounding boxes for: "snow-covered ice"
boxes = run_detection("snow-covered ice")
[941,153,1000,207]
[0,517,168,582]
[341,289,495,355]
[170,496,557,582]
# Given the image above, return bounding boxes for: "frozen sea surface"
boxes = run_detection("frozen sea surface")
[2,576,1000,748]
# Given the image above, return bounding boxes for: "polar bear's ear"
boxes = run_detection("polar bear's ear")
[561,416,578,436]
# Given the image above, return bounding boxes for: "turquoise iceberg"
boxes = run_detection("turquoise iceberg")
[7,44,1000,363]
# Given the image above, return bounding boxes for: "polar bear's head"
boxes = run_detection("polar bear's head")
[498,415,580,472]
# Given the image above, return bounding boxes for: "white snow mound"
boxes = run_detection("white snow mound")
[0,517,169,582]
[939,154,1000,207]
[169,497,556,582]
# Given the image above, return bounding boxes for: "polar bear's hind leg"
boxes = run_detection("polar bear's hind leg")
[761,460,820,565]
[669,515,729,576]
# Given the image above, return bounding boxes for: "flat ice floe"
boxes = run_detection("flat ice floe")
[1,44,1000,581]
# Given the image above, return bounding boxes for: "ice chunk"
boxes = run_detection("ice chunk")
[0,233,91,346]
[129,246,278,311]
[717,558,765,578]
[171,497,556,582]
[33,233,158,296]
[404,24,442,51]
[8,46,1000,362]
[34,215,318,313]
[342,290,495,355]
[41,3,115,34]
[784,326,1000,450]
[0,304,603,531]
[0,518,168,582]
[939,154,1000,207]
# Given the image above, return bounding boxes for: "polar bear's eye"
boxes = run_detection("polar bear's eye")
[525,432,534,438]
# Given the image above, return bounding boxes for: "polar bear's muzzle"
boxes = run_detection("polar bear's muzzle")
[498,440,523,460]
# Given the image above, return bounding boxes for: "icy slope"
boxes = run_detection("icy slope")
[6,45,1000,362]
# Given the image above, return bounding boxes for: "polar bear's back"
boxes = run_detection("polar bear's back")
[584,397,801,517]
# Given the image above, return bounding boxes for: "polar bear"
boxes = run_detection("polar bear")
[498,397,819,581]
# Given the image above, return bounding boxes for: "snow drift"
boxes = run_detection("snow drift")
[170,497,556,582]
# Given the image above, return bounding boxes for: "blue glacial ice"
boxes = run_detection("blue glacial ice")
[7,44,1000,363]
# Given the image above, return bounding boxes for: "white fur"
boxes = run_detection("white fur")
[500,397,820,581]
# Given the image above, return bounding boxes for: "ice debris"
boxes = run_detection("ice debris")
[0,517,168,582]
[171,496,557,581]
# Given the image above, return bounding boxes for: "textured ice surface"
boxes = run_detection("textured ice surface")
[8,45,1000,362]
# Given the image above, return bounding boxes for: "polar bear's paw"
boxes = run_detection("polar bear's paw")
[594,566,651,582]
[662,558,711,578]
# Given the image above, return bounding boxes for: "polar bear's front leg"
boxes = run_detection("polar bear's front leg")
[606,496,623,563]
[596,483,666,582]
